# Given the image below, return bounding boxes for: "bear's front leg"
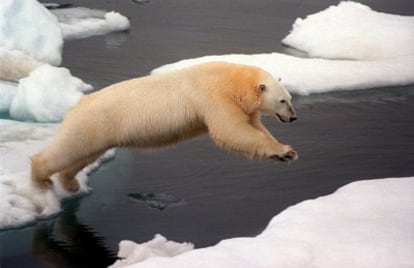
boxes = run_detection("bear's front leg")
[250,112,297,163]
[205,104,298,162]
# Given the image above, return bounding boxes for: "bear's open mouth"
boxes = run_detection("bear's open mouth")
[275,113,287,123]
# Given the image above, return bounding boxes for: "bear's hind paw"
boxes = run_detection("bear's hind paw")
[59,177,80,193]
[33,178,54,190]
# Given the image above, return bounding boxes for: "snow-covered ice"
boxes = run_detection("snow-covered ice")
[0,80,17,113]
[110,234,194,268]
[51,7,130,40]
[282,1,414,60]
[0,62,90,122]
[111,177,414,268]
[152,1,414,95]
[9,64,91,122]
[0,0,63,66]
[0,119,116,229]
[0,0,130,121]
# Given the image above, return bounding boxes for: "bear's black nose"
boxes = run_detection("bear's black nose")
[289,117,297,122]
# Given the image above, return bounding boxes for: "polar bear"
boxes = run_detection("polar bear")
[31,62,298,192]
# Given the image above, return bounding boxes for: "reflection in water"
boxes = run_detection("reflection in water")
[32,200,116,268]
[105,32,130,49]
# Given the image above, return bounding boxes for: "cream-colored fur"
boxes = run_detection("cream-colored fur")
[31,62,298,192]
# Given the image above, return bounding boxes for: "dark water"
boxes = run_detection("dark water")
[1,0,414,267]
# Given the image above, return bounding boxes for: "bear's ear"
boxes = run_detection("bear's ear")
[258,84,266,93]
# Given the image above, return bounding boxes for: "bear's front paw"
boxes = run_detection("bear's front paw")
[280,149,298,163]
[271,147,298,164]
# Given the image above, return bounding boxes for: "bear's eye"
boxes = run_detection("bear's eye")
[280,100,286,103]
[278,77,282,82]
[258,84,266,92]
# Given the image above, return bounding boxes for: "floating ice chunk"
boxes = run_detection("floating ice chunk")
[0,119,116,229]
[0,0,63,65]
[110,177,414,267]
[110,234,194,268]
[51,7,130,40]
[282,1,414,60]
[0,48,41,82]
[151,53,414,95]
[0,81,17,112]
[9,64,92,122]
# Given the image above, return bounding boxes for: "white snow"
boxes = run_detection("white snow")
[0,0,63,66]
[51,7,130,40]
[110,234,194,268]
[0,81,17,113]
[111,177,414,268]
[0,47,88,122]
[0,119,115,229]
[0,0,130,122]
[9,64,91,122]
[0,62,90,122]
[152,1,414,95]
[282,1,414,60]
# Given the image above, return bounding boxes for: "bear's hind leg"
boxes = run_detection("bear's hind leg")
[59,152,103,192]
[31,152,54,190]
[31,137,105,190]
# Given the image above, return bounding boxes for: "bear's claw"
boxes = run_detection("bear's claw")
[272,150,298,163]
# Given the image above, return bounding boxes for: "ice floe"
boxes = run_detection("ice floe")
[111,177,414,268]
[0,119,115,229]
[0,62,89,122]
[110,234,194,268]
[9,64,91,122]
[0,0,130,121]
[0,0,63,66]
[51,7,130,40]
[152,1,414,95]
[282,1,414,60]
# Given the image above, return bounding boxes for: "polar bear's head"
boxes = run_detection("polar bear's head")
[204,62,297,122]
[258,76,297,123]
